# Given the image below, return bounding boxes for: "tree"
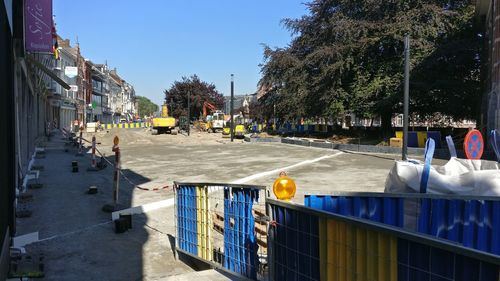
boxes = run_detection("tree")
[136,96,159,117]
[164,75,225,120]
[259,0,483,135]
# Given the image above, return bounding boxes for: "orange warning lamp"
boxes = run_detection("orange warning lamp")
[113,136,120,146]
[273,172,296,201]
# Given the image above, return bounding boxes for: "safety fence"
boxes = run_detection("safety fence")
[268,198,500,281]
[304,193,500,256]
[174,182,267,280]
[102,122,151,129]
[174,184,500,280]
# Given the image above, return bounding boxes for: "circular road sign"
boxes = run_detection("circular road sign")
[463,129,484,160]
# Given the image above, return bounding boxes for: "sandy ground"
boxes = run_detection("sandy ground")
[14,127,440,280]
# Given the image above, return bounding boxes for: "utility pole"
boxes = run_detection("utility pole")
[230,74,234,142]
[273,104,276,132]
[402,35,410,161]
[187,90,191,136]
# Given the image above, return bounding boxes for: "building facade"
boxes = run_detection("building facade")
[477,0,500,132]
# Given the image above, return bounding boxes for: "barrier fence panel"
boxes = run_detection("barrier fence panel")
[305,193,500,256]
[174,182,267,280]
[268,199,500,281]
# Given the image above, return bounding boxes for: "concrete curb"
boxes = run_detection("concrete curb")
[246,136,459,158]
[244,136,282,143]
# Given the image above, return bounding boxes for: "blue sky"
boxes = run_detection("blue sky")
[53,0,308,106]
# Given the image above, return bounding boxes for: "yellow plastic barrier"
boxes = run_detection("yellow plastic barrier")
[319,219,397,281]
[417,131,427,148]
[196,186,212,260]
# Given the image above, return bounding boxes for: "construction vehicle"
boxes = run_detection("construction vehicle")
[222,114,246,138]
[202,101,225,133]
[151,103,177,135]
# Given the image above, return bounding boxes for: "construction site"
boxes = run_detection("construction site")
[3,1,500,280]
[13,125,408,280]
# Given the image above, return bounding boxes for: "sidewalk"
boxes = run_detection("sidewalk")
[15,131,194,280]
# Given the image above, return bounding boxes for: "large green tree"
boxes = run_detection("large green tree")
[164,75,225,120]
[259,0,483,133]
[136,96,159,117]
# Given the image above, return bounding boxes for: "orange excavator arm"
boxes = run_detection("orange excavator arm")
[203,101,217,117]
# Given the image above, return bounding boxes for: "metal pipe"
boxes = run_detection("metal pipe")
[230,74,234,142]
[187,90,190,136]
[403,35,410,161]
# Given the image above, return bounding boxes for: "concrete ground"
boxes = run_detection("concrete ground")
[15,128,441,280]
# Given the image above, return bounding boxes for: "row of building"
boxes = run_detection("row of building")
[52,36,136,131]
[0,1,136,277]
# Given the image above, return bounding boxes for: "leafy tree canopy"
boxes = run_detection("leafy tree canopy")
[259,0,483,131]
[164,75,225,120]
[136,96,159,117]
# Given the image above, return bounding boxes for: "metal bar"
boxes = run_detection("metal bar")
[402,35,410,161]
[176,248,256,281]
[267,199,500,265]
[26,55,72,90]
[230,74,234,142]
[174,182,266,190]
[187,90,190,136]
[304,192,500,202]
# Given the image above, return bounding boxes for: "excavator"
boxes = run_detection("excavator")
[202,101,225,133]
[151,103,177,135]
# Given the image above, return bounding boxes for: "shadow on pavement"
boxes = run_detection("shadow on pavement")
[15,130,190,280]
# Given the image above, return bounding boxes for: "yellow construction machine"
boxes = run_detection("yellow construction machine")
[151,103,177,135]
[222,114,246,138]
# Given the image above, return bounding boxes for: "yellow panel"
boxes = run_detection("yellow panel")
[205,187,212,261]
[326,220,335,281]
[390,235,397,281]
[417,131,427,148]
[322,220,398,281]
[366,229,377,280]
[375,232,388,281]
[200,186,206,259]
[196,186,202,258]
[338,221,346,281]
[319,218,327,281]
[355,228,366,280]
[395,131,403,139]
[113,124,117,128]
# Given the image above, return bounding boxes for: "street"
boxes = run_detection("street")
[15,128,407,280]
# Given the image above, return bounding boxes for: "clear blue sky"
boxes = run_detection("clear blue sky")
[53,0,308,106]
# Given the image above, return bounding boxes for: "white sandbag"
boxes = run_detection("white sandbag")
[385,157,500,196]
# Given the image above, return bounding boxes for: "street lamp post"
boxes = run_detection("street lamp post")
[187,90,191,136]
[402,35,410,161]
[230,74,234,142]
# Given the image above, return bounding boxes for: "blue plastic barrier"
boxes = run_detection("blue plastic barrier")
[408,132,419,147]
[223,187,260,279]
[305,194,500,256]
[177,185,198,255]
[269,199,500,281]
[426,131,442,148]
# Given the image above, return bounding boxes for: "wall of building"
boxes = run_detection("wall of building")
[479,0,500,132]
[0,2,15,279]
